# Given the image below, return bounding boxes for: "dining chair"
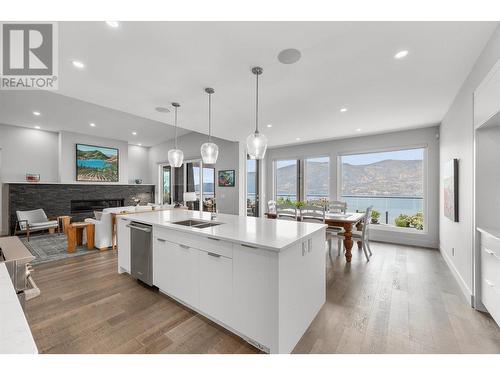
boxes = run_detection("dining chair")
[331,205,373,261]
[328,201,347,214]
[276,203,297,221]
[300,204,325,223]
[325,200,348,255]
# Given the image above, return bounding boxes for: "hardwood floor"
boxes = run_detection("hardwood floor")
[26,242,500,354]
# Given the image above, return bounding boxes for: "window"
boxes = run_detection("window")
[202,167,215,212]
[305,156,329,204]
[247,156,260,217]
[162,165,171,204]
[339,148,425,230]
[186,161,201,210]
[274,156,330,204]
[275,159,299,202]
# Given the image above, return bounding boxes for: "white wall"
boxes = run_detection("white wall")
[58,131,129,184]
[128,144,151,184]
[149,132,240,215]
[440,25,500,304]
[265,126,440,248]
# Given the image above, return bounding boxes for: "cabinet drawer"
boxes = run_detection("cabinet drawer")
[481,276,500,326]
[481,234,500,256]
[155,226,232,258]
[481,245,500,290]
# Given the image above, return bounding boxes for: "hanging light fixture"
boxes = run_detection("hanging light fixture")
[200,87,219,164]
[168,102,184,168]
[246,66,268,160]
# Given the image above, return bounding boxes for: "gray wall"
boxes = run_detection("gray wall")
[440,25,500,302]
[265,126,440,248]
[149,132,240,215]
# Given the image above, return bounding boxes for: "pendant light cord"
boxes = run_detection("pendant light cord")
[255,72,259,134]
[174,106,178,149]
[208,92,212,143]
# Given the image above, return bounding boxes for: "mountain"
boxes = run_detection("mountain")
[77,149,113,160]
[275,159,422,197]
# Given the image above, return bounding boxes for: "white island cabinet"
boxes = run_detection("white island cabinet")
[117,210,326,353]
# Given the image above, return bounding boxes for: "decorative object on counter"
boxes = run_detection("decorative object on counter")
[200,87,219,164]
[25,173,40,182]
[246,66,268,160]
[134,178,143,184]
[183,192,198,210]
[76,144,119,182]
[218,170,235,187]
[132,197,141,206]
[167,102,184,168]
[444,158,459,222]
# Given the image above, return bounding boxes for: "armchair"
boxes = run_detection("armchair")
[15,209,59,241]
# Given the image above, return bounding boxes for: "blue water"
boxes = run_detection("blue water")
[77,159,111,169]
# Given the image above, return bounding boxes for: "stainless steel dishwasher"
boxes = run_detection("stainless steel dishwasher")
[128,221,153,286]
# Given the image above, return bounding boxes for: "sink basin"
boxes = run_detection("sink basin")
[171,220,222,229]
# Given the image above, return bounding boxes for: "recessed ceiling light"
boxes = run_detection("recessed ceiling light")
[296,137,301,141]
[132,131,137,136]
[394,50,409,59]
[155,106,170,113]
[90,123,96,127]
[138,143,142,146]
[356,128,362,132]
[72,60,85,69]
[278,48,302,64]
[106,21,120,28]
[267,124,273,128]
[340,108,348,113]
[34,125,41,129]
[33,111,41,116]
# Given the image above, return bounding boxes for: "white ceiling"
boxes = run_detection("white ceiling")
[0,90,190,146]
[1,21,498,147]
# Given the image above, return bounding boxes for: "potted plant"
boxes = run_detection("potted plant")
[394,214,410,228]
[371,209,380,224]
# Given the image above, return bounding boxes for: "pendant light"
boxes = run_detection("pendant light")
[168,102,184,168]
[200,87,219,164]
[246,66,268,160]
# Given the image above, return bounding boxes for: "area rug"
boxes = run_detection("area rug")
[20,234,99,265]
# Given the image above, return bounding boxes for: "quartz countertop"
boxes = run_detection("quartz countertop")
[477,227,500,241]
[122,210,327,252]
[0,263,38,354]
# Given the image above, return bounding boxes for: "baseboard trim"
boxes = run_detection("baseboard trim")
[440,246,473,306]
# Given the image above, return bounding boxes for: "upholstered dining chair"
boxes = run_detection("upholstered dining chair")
[15,209,59,241]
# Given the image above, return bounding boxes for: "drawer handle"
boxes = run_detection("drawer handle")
[485,279,495,287]
[156,238,166,242]
[180,244,190,249]
[207,237,220,241]
[207,252,221,258]
[241,244,258,249]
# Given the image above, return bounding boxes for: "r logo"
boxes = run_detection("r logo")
[2,23,53,75]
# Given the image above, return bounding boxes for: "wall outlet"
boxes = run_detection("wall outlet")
[452,247,455,256]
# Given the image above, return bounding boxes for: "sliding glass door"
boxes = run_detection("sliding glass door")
[162,165,172,204]
[202,167,215,212]
[185,161,201,211]
[247,156,259,216]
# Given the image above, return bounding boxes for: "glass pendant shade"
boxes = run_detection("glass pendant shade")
[168,148,184,168]
[246,131,268,160]
[201,142,219,164]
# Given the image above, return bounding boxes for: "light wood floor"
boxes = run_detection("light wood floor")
[26,242,500,354]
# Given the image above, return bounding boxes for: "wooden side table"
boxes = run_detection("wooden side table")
[58,215,72,234]
[67,222,95,253]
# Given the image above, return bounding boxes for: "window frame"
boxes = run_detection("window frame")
[336,144,429,233]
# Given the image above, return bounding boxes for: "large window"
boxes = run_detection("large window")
[340,148,425,230]
[274,156,330,204]
[162,165,171,204]
[247,157,260,217]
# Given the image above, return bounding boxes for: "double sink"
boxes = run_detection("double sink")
[172,219,222,229]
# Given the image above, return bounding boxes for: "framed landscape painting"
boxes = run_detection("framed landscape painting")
[443,158,459,222]
[218,170,235,187]
[76,144,119,182]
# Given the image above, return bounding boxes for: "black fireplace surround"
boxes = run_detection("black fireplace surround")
[6,183,154,234]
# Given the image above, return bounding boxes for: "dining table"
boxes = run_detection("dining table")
[265,211,366,263]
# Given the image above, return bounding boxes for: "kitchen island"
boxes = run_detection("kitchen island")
[116,209,326,354]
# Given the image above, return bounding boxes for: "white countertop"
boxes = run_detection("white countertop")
[123,210,327,252]
[477,227,500,241]
[0,263,38,354]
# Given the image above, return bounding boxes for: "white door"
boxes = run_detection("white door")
[199,251,233,325]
